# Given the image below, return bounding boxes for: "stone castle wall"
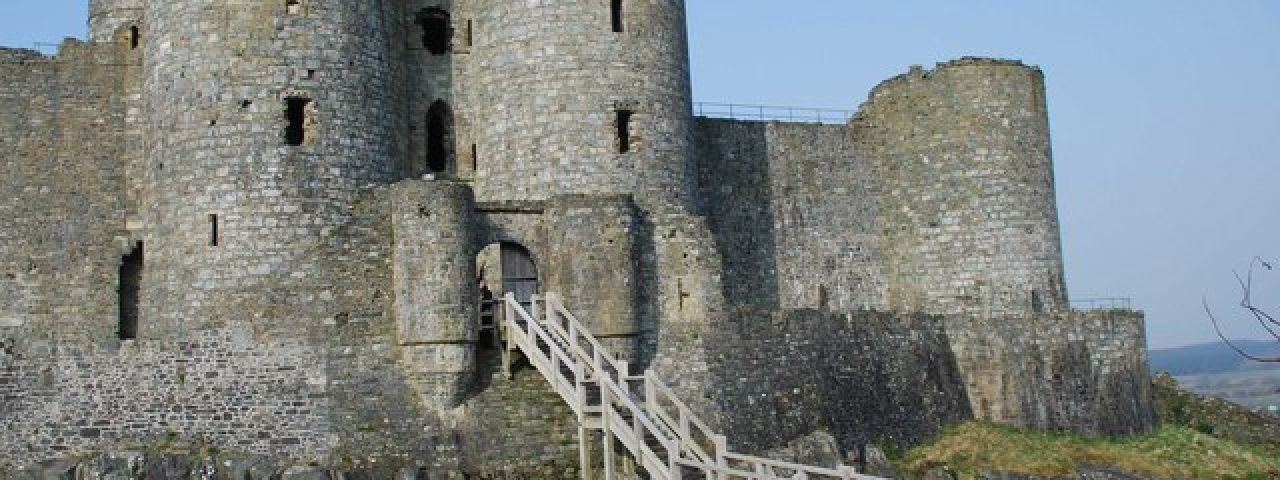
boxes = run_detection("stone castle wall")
[463,0,697,210]
[0,1,1153,474]
[689,59,1151,446]
[659,307,1151,457]
[860,58,1069,319]
[695,119,885,312]
[0,325,584,476]
[696,59,1067,320]
[138,0,408,334]
[946,310,1154,436]
[0,43,129,345]
[0,179,584,475]
[88,0,144,43]
[699,308,973,454]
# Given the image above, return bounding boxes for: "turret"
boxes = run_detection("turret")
[462,0,697,210]
[859,58,1068,318]
[137,0,407,335]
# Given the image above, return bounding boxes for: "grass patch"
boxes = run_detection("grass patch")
[898,421,1280,479]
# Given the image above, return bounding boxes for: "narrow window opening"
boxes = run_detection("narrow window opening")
[470,143,478,174]
[284,96,310,146]
[611,0,624,33]
[209,214,220,247]
[129,26,140,50]
[465,20,474,48]
[616,109,633,154]
[286,0,302,14]
[1031,289,1044,313]
[118,242,143,340]
[416,8,452,55]
[426,100,453,172]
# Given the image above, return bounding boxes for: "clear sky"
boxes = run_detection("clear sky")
[2,1,1277,348]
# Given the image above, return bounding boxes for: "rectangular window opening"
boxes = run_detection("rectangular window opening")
[471,144,478,173]
[611,0,624,33]
[616,109,633,154]
[118,241,143,340]
[466,20,474,47]
[285,97,310,146]
[129,26,140,50]
[209,214,220,247]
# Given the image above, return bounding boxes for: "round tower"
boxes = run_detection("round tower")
[138,0,407,335]
[88,0,144,44]
[462,0,697,210]
[861,58,1068,318]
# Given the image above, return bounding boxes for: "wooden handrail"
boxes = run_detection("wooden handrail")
[501,292,879,480]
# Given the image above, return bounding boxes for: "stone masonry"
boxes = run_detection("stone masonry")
[0,1,1153,475]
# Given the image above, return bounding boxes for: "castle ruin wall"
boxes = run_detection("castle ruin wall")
[859,58,1069,319]
[138,0,408,334]
[695,119,886,312]
[945,309,1154,436]
[0,43,129,346]
[463,0,697,210]
[0,1,1156,473]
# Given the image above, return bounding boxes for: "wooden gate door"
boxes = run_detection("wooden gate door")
[500,243,538,311]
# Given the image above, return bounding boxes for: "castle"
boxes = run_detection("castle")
[0,0,1154,477]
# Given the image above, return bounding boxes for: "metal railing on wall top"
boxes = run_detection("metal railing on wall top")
[694,101,854,125]
[1070,297,1133,311]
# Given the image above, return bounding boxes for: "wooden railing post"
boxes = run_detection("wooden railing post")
[502,293,516,379]
[714,434,728,469]
[531,293,542,324]
[602,380,616,480]
[545,292,559,335]
[617,362,630,395]
[579,424,593,480]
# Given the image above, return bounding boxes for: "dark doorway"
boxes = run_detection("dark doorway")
[475,242,540,318]
[118,241,143,340]
[475,242,538,358]
[426,100,453,173]
[500,243,539,310]
[416,8,452,55]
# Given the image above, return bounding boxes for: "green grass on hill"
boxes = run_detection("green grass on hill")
[897,422,1280,480]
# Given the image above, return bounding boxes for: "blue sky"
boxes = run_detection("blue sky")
[3,1,1278,348]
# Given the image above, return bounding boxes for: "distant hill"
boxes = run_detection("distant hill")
[1149,340,1280,376]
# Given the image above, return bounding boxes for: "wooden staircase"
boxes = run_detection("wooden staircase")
[499,292,879,480]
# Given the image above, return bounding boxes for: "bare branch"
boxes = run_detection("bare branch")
[1206,257,1280,363]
